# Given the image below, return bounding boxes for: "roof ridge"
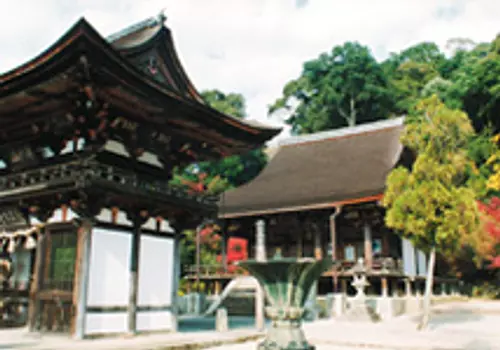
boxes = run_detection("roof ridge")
[278,116,405,147]
[106,11,166,43]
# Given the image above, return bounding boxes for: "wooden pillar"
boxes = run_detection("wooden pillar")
[171,228,182,331]
[329,211,340,260]
[381,277,388,297]
[314,226,322,260]
[73,220,93,339]
[221,221,228,273]
[391,279,398,297]
[28,233,46,331]
[382,229,390,257]
[214,280,222,295]
[128,220,142,335]
[405,278,412,297]
[441,282,447,296]
[330,208,341,293]
[297,229,304,258]
[340,279,347,294]
[363,221,373,269]
[195,224,201,292]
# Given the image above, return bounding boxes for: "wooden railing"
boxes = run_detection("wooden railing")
[184,257,404,279]
[0,159,219,206]
[184,263,247,277]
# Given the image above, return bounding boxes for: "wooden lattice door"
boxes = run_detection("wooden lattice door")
[33,224,77,333]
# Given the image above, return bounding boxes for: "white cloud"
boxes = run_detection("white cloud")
[1,0,499,144]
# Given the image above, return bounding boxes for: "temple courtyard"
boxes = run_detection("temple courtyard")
[1,300,499,350]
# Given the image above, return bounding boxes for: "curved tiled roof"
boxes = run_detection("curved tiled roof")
[0,15,281,155]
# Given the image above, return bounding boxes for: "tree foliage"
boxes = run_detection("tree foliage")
[383,97,480,254]
[201,90,247,119]
[171,89,268,195]
[382,96,481,328]
[269,42,394,134]
[383,43,445,113]
[474,198,500,268]
[174,90,267,275]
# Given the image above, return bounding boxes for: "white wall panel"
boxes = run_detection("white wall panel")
[402,238,416,276]
[85,313,127,335]
[138,235,174,306]
[137,311,173,332]
[87,228,131,307]
[417,250,427,277]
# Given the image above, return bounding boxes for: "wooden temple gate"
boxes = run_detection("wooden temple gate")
[0,14,278,336]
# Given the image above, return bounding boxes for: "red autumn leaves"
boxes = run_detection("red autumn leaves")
[477,197,500,268]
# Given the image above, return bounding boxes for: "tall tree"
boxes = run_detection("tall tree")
[383,42,446,113]
[269,42,394,134]
[446,38,499,131]
[383,96,480,330]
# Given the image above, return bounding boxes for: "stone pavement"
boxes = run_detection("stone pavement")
[1,299,499,350]
[0,327,264,350]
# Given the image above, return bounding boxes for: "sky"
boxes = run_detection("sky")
[1,0,499,144]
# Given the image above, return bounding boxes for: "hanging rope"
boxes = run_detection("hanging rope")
[0,224,44,254]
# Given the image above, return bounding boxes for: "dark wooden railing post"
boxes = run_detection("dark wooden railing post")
[126,210,148,336]
[73,219,93,339]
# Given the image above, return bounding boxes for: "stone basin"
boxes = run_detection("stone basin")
[238,257,333,350]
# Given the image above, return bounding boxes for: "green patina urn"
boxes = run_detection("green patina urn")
[238,257,333,350]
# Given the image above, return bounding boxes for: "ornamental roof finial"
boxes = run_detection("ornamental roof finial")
[157,9,167,24]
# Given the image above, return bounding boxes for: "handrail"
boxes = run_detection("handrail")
[184,257,404,277]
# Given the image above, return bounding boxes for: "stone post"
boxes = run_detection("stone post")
[254,219,266,331]
[255,283,265,331]
[332,293,346,317]
[216,308,229,332]
[255,219,267,262]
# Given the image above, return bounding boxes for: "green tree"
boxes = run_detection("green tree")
[173,90,268,192]
[269,42,394,134]
[201,90,247,118]
[421,76,453,101]
[382,96,480,330]
[383,42,446,113]
[445,38,498,131]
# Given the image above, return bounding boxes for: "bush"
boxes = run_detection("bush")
[471,282,500,299]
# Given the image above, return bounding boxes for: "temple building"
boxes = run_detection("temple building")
[200,118,451,296]
[0,14,279,337]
